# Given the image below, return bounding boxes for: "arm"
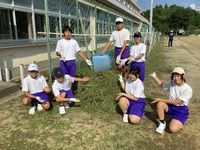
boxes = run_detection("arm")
[116,93,138,101]
[134,53,144,60]
[43,86,51,93]
[119,40,128,56]
[77,51,87,61]
[56,95,71,102]
[151,75,163,87]
[24,91,37,99]
[101,41,112,55]
[74,76,90,82]
[151,98,182,105]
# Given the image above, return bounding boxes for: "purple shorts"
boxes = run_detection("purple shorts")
[130,62,145,82]
[59,60,76,77]
[166,104,189,125]
[59,89,74,98]
[115,46,130,66]
[127,98,146,118]
[31,92,50,104]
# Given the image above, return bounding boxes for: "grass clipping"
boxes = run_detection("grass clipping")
[75,69,121,114]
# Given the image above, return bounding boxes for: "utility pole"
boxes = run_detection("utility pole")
[149,0,153,43]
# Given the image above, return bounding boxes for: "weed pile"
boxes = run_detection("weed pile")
[75,69,122,114]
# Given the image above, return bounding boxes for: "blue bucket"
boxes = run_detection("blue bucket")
[92,53,111,72]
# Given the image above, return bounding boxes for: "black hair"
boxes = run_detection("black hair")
[129,66,140,78]
[62,25,72,34]
[171,73,186,83]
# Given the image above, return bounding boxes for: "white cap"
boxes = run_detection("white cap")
[115,17,124,23]
[172,67,185,74]
[28,63,39,71]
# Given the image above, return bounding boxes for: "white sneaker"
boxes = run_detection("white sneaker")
[64,102,70,109]
[37,103,43,111]
[29,106,36,115]
[123,114,129,123]
[59,106,66,115]
[156,121,166,134]
[149,72,156,78]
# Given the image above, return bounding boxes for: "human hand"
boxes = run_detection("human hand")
[149,72,156,78]
[86,59,93,66]
[127,58,135,64]
[116,55,121,64]
[82,76,90,82]
[36,96,45,103]
[43,86,51,93]
[120,59,127,66]
[60,52,66,62]
[151,98,160,104]
[70,98,80,102]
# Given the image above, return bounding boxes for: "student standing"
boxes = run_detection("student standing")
[168,30,174,47]
[150,67,192,133]
[100,17,130,79]
[22,63,51,115]
[52,67,89,115]
[55,25,92,78]
[121,31,146,83]
[116,66,146,123]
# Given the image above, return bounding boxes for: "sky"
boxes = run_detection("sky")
[135,0,200,11]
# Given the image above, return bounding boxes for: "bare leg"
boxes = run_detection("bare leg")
[169,119,183,133]
[118,97,129,114]
[156,101,169,120]
[22,97,32,106]
[129,115,140,124]
[123,66,128,79]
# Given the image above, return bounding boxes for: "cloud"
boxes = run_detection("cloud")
[190,4,196,9]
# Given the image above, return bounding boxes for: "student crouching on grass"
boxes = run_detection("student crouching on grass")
[116,66,146,123]
[22,63,51,115]
[149,67,192,134]
[120,31,146,83]
[55,25,92,79]
[52,67,89,115]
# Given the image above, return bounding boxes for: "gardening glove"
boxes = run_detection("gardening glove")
[60,51,66,62]
[86,59,93,66]
[119,73,123,82]
[36,96,45,103]
[127,58,135,64]
[116,55,121,64]
[120,59,127,66]
[149,72,156,78]
[70,98,80,102]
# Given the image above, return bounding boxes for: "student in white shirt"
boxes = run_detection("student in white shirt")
[22,63,51,115]
[52,67,89,115]
[55,25,92,78]
[100,17,130,79]
[116,66,146,124]
[150,67,193,133]
[121,31,146,82]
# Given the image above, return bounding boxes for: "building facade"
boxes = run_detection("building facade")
[0,0,149,80]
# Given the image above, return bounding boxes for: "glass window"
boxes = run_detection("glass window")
[0,0,12,4]
[35,14,45,38]
[16,11,30,39]
[0,9,12,40]
[15,0,31,7]
[34,0,44,10]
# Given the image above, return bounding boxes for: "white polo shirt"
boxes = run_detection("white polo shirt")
[52,74,74,97]
[125,78,145,98]
[109,28,130,47]
[22,74,48,94]
[163,82,193,106]
[55,38,80,61]
[130,43,146,62]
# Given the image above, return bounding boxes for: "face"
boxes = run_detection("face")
[29,71,38,78]
[56,76,64,83]
[134,36,141,44]
[116,22,124,30]
[172,73,184,85]
[129,73,138,81]
[64,30,71,39]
